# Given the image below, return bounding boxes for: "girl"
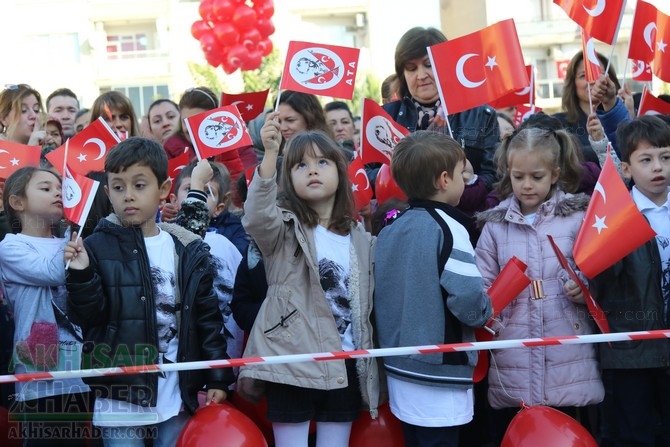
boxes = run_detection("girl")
[475,127,604,443]
[0,84,46,145]
[237,117,380,447]
[0,167,90,446]
[147,99,180,143]
[275,90,334,153]
[90,90,140,138]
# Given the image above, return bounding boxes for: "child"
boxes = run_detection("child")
[591,115,670,447]
[64,137,234,446]
[171,159,245,369]
[374,131,492,447]
[0,167,90,446]
[475,127,604,443]
[237,117,380,447]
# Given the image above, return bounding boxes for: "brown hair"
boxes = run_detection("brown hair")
[394,27,447,100]
[0,84,43,135]
[391,130,465,200]
[495,127,584,199]
[4,166,61,234]
[561,51,621,124]
[279,131,355,235]
[90,91,140,137]
[616,115,670,163]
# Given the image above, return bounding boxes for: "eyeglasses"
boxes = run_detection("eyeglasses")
[3,84,32,91]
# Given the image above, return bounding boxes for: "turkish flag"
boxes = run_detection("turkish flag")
[637,86,670,117]
[166,149,190,194]
[473,256,531,382]
[183,105,253,160]
[220,89,269,122]
[628,0,659,62]
[513,104,543,127]
[489,65,535,109]
[0,141,41,179]
[581,28,602,82]
[427,19,528,115]
[631,59,653,82]
[573,148,656,279]
[553,0,625,44]
[347,151,373,210]
[62,164,100,228]
[651,10,670,82]
[45,117,121,175]
[280,41,360,100]
[547,234,610,334]
[360,98,409,165]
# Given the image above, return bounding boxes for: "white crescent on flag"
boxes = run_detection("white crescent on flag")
[84,138,107,161]
[456,53,485,88]
[63,171,82,208]
[583,0,606,17]
[644,22,657,52]
[585,38,601,66]
[0,149,8,169]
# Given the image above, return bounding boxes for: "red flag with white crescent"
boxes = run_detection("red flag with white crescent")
[573,148,656,279]
[183,105,253,160]
[628,1,659,62]
[631,59,653,82]
[220,89,269,122]
[489,65,535,109]
[45,117,121,175]
[0,141,41,179]
[427,19,528,115]
[553,0,625,44]
[361,98,409,165]
[347,150,372,210]
[280,41,360,100]
[637,86,670,117]
[581,28,602,82]
[62,164,100,228]
[513,104,543,127]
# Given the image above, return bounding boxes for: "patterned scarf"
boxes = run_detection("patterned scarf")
[413,98,441,130]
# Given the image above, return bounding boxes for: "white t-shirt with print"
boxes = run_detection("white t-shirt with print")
[93,229,182,426]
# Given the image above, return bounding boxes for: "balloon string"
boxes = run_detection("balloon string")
[489,347,525,408]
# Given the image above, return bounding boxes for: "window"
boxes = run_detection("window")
[26,33,80,63]
[106,34,148,59]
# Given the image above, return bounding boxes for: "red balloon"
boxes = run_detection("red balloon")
[254,0,275,19]
[256,18,275,38]
[221,59,238,75]
[241,50,263,71]
[226,43,248,69]
[191,20,212,40]
[213,22,239,47]
[177,402,267,447]
[232,5,258,32]
[199,31,219,53]
[204,49,223,68]
[257,38,273,57]
[350,403,405,447]
[375,164,407,205]
[501,406,598,447]
[198,0,215,21]
[240,28,262,51]
[212,0,235,22]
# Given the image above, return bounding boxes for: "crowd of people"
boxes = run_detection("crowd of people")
[1,24,670,447]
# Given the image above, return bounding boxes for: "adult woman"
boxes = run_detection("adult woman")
[382,27,498,224]
[553,50,630,162]
[275,90,335,153]
[0,84,46,145]
[90,91,140,138]
[147,99,180,143]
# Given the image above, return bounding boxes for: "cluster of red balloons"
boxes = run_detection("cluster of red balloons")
[191,0,275,75]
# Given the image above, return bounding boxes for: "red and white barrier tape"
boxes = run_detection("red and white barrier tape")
[2,329,669,384]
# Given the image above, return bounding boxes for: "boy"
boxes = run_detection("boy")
[65,138,234,446]
[373,131,492,447]
[592,115,670,447]
[171,159,245,368]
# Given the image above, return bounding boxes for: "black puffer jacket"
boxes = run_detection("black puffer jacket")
[67,215,234,414]
[382,97,499,189]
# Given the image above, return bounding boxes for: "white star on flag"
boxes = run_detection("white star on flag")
[77,153,87,162]
[658,39,667,53]
[352,184,359,192]
[10,158,19,166]
[485,56,498,70]
[592,215,608,234]
[246,104,254,111]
